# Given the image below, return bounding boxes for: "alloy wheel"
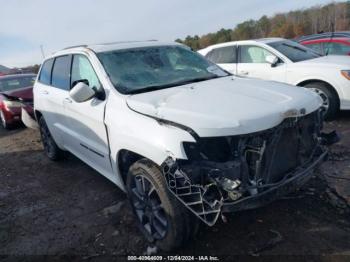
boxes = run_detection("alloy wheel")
[130,174,168,240]
[310,87,330,113]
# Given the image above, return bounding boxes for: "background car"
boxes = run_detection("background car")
[0,74,36,129]
[296,32,350,56]
[198,38,350,120]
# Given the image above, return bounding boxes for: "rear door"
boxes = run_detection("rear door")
[35,56,71,146]
[205,45,237,74]
[237,45,286,82]
[62,54,113,178]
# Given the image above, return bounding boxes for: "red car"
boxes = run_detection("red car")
[298,37,350,56]
[0,74,36,129]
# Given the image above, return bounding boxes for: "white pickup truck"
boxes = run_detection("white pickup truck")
[34,41,337,250]
[198,38,350,120]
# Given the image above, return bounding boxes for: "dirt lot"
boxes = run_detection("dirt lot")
[1,113,350,261]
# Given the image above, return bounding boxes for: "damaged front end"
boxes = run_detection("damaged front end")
[161,110,338,226]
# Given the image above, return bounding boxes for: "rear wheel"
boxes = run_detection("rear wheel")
[126,159,198,251]
[304,82,339,120]
[38,116,64,161]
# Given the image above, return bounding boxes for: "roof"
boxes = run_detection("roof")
[199,38,285,50]
[296,31,350,42]
[56,40,184,55]
[300,37,350,43]
[255,38,285,43]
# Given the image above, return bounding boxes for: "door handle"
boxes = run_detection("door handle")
[240,70,249,75]
[40,90,49,95]
[64,98,72,103]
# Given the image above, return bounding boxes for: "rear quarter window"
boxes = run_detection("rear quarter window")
[38,58,54,85]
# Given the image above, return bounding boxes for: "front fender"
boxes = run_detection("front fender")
[106,101,196,167]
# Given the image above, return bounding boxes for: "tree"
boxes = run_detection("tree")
[175,1,350,49]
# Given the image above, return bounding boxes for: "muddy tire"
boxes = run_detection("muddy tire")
[38,116,64,161]
[304,82,339,120]
[126,159,198,251]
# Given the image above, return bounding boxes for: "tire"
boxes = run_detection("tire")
[38,116,64,161]
[0,110,10,129]
[126,159,198,251]
[304,82,339,120]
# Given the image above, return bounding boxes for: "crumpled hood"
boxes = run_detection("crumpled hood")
[1,86,33,101]
[296,55,350,69]
[126,76,322,137]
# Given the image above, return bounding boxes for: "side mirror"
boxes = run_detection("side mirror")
[265,55,279,67]
[69,82,96,103]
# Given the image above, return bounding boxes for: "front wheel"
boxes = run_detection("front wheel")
[304,82,339,120]
[126,159,198,251]
[38,116,64,161]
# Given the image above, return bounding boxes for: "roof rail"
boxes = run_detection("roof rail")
[62,44,88,50]
[95,40,158,46]
[60,40,159,52]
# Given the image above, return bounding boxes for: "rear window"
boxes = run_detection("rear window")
[51,56,71,90]
[0,76,36,92]
[206,46,237,64]
[38,58,54,85]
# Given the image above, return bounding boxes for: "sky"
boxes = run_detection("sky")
[0,0,333,68]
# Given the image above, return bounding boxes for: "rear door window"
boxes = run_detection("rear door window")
[38,58,54,85]
[206,46,237,63]
[51,55,72,90]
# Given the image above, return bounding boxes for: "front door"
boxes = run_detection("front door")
[63,54,113,179]
[236,45,286,82]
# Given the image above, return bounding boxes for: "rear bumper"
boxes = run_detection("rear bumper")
[222,150,328,213]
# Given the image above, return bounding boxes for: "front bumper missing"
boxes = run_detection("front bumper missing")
[161,109,337,226]
[162,149,328,226]
[221,150,328,212]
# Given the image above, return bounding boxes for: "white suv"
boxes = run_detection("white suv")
[198,38,350,119]
[34,41,336,250]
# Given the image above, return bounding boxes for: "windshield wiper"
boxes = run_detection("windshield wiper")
[127,75,220,95]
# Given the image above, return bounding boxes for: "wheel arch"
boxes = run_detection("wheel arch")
[296,79,340,105]
[34,110,43,121]
[117,149,152,187]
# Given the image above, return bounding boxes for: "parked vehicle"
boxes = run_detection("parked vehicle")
[296,33,350,56]
[34,41,337,250]
[198,38,350,120]
[0,74,36,129]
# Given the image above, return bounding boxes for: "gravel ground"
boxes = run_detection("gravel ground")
[0,113,350,262]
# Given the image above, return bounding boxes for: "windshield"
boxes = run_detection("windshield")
[97,45,228,94]
[268,40,321,62]
[0,76,35,92]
